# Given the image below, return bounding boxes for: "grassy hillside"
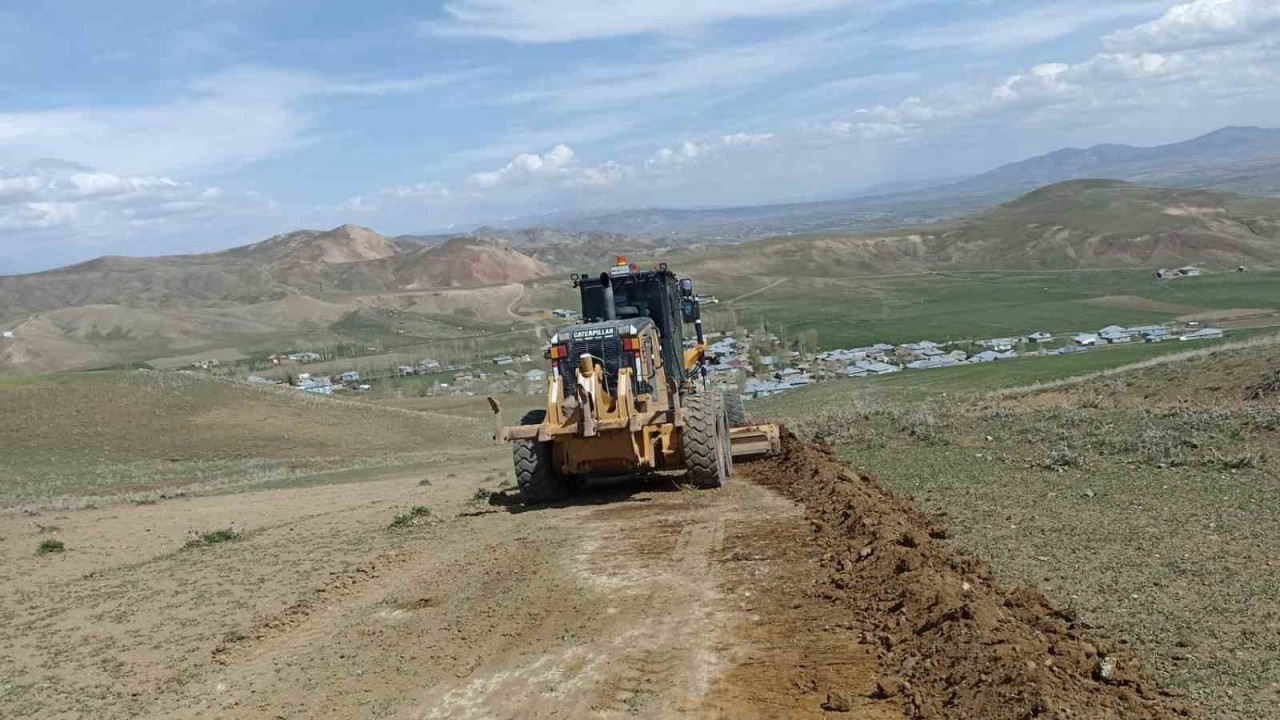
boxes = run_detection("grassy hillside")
[0,371,501,508]
[761,336,1280,719]
[681,180,1280,280]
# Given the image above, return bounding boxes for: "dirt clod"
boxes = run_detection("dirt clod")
[822,689,853,712]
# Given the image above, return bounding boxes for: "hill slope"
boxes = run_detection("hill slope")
[0,227,550,317]
[711,180,1280,275]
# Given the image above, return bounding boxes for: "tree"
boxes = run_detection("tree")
[800,329,820,355]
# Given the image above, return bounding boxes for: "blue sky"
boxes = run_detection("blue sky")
[2,0,1280,272]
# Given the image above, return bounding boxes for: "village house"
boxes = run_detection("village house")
[1180,327,1224,341]
[908,356,961,370]
[969,350,1017,363]
[296,377,332,395]
[1074,333,1100,346]
[1026,331,1053,343]
[339,371,360,383]
[396,366,416,377]
[844,360,901,377]
[417,358,441,372]
[288,351,322,363]
[492,355,514,366]
[1127,325,1167,338]
[551,308,578,319]
[743,377,793,399]
[524,369,546,383]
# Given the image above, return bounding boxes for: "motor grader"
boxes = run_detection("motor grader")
[489,257,779,503]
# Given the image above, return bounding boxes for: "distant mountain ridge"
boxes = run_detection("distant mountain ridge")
[487,126,1280,243]
[697,180,1280,276]
[0,225,550,318]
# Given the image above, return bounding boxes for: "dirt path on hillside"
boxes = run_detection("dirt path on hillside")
[0,441,1188,720]
[0,456,893,720]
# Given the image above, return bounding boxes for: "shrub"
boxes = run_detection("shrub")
[1039,446,1081,471]
[389,505,432,529]
[185,528,243,548]
[37,539,66,555]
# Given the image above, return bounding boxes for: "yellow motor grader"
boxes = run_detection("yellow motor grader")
[489,257,779,503]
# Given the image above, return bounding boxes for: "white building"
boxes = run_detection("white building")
[1180,328,1224,341]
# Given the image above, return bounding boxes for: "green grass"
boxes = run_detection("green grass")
[389,505,432,529]
[0,371,496,509]
[36,539,66,555]
[184,528,243,548]
[699,269,1280,349]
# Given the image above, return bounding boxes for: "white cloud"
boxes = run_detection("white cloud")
[898,2,1171,52]
[382,181,451,201]
[0,160,265,238]
[1105,0,1280,52]
[0,66,475,177]
[428,0,860,43]
[503,32,849,113]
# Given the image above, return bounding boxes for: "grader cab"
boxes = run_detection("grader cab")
[489,258,780,503]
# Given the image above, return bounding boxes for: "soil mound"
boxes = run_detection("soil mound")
[746,432,1187,720]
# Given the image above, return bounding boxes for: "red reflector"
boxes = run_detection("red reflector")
[622,336,640,352]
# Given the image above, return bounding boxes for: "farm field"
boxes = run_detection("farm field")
[757,337,1280,719]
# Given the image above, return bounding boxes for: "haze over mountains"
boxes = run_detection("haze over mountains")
[495,126,1280,243]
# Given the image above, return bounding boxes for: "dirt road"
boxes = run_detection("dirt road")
[1,439,1187,719]
[0,452,895,720]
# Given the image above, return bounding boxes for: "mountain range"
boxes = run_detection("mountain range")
[4,125,1280,374]
[490,126,1280,243]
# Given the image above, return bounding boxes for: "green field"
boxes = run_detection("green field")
[695,269,1279,349]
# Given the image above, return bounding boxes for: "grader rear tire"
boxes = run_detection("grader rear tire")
[512,410,566,504]
[681,393,727,489]
[722,391,747,427]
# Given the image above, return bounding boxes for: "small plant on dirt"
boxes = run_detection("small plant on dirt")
[185,527,243,548]
[418,478,433,486]
[470,488,493,504]
[389,505,432,529]
[1039,446,1082,472]
[625,689,656,715]
[37,539,65,555]
[902,408,948,446]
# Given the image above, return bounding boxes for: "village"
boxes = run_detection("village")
[714,320,1225,400]
[229,316,1225,401]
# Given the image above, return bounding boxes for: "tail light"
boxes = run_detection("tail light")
[621,336,640,352]
[547,345,568,360]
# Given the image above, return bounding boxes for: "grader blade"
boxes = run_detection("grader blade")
[729,424,781,462]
